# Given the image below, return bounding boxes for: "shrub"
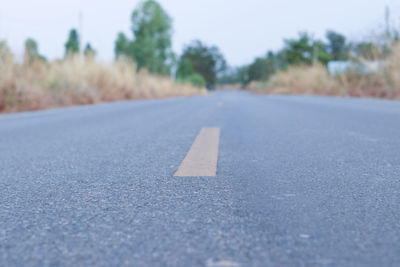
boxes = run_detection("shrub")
[181,73,206,88]
[0,51,203,113]
[249,42,400,100]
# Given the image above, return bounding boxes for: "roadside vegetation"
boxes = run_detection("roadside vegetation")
[247,42,400,99]
[0,48,201,113]
[220,9,400,100]
[2,1,399,113]
[246,34,400,99]
[0,0,227,113]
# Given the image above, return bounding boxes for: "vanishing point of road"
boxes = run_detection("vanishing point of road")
[1,91,399,266]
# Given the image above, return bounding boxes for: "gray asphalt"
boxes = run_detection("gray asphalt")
[1,91,399,266]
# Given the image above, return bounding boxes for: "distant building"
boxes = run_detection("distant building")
[327,61,384,76]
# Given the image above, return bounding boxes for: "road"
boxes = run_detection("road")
[1,91,399,266]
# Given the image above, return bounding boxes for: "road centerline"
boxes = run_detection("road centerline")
[174,127,220,177]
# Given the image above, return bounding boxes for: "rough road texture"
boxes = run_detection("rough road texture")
[1,91,399,266]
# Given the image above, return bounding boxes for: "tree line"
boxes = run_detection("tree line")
[219,29,399,86]
[19,0,227,90]
[23,29,96,63]
[114,0,226,89]
[15,0,398,90]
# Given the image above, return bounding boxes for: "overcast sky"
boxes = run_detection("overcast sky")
[1,0,400,66]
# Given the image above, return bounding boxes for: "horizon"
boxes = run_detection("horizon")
[1,0,400,66]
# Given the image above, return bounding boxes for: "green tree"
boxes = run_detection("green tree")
[284,33,312,65]
[218,66,248,87]
[247,58,267,82]
[176,59,195,79]
[84,43,96,57]
[24,38,46,63]
[130,0,173,74]
[271,50,289,70]
[114,32,130,60]
[179,73,206,88]
[186,73,206,88]
[355,42,381,60]
[232,51,287,86]
[284,32,331,65]
[176,59,206,88]
[65,29,80,57]
[25,39,38,58]
[246,52,277,83]
[313,40,332,65]
[178,40,226,89]
[326,30,349,60]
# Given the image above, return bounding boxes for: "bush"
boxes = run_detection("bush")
[250,64,337,95]
[0,51,204,113]
[178,73,206,88]
[186,73,206,88]
[248,60,395,98]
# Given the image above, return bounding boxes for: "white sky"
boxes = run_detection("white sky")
[1,0,400,66]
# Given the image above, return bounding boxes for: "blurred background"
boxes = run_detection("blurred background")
[1,0,400,112]
[2,0,399,64]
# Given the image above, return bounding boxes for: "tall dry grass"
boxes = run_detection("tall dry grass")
[249,64,339,95]
[250,42,400,100]
[216,83,243,90]
[0,49,203,113]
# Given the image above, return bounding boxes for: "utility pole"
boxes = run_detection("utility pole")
[78,12,83,56]
[385,6,391,45]
[0,11,3,42]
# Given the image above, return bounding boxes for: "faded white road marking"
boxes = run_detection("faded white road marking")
[174,128,220,177]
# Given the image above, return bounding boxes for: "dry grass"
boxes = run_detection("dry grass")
[249,64,338,95]
[215,83,243,90]
[250,42,400,100]
[382,43,400,97]
[0,49,203,113]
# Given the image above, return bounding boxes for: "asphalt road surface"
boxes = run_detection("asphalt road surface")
[1,91,399,266]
